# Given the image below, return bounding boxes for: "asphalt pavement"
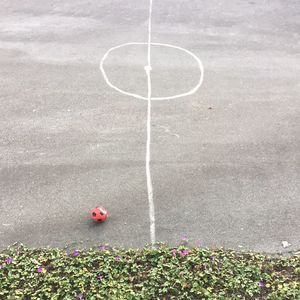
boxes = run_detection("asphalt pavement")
[0,0,299,252]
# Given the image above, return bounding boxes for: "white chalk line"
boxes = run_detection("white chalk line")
[100,42,204,101]
[145,0,155,247]
[145,68,155,247]
[99,0,204,248]
[147,0,153,69]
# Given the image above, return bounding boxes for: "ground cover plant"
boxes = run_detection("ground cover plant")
[0,244,299,299]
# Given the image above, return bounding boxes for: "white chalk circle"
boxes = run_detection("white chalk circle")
[100,42,204,101]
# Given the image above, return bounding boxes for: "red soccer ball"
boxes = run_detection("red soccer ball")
[90,206,108,222]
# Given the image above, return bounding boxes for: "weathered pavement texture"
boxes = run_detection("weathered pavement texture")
[0,0,299,252]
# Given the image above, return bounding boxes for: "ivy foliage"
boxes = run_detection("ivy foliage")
[0,245,299,299]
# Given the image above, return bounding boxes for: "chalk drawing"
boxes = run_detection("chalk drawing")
[100,42,204,101]
[145,0,155,246]
[158,125,180,138]
[99,0,204,246]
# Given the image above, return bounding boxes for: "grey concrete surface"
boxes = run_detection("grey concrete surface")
[0,0,299,252]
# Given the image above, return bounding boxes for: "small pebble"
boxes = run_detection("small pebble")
[281,241,291,248]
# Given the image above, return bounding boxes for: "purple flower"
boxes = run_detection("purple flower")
[114,256,122,261]
[97,274,104,282]
[75,293,84,300]
[37,266,44,273]
[181,235,188,241]
[210,256,215,261]
[99,245,106,251]
[258,281,265,288]
[180,249,189,257]
[0,264,4,269]
[171,249,177,257]
[5,258,13,264]
[72,250,80,257]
